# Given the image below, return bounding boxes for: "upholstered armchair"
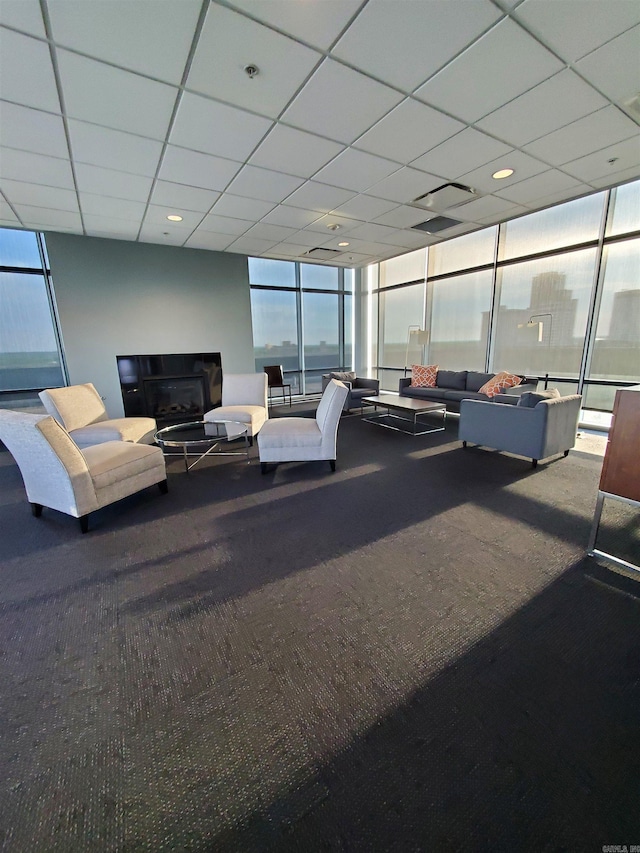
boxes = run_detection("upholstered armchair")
[0,410,167,533]
[204,372,268,445]
[459,391,582,467]
[321,371,379,412]
[39,383,156,449]
[257,379,348,473]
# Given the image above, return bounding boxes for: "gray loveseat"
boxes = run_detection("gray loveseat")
[459,390,582,467]
[399,370,536,413]
[322,372,380,412]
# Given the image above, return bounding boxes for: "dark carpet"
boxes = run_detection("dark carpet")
[0,406,639,852]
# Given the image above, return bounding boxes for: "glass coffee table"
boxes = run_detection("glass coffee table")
[361,394,446,436]
[154,420,249,472]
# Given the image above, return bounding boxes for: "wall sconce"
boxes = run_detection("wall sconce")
[518,313,553,343]
[404,325,431,375]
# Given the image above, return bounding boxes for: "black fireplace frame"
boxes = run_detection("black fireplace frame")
[116,353,222,426]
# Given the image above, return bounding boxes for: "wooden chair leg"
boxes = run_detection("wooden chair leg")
[31,503,43,517]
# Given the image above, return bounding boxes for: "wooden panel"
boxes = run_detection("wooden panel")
[599,385,640,503]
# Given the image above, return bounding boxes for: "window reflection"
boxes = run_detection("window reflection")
[430,270,493,371]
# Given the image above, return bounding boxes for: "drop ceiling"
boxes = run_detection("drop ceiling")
[1,0,639,267]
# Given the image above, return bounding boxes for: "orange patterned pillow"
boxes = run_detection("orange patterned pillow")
[411,364,438,388]
[479,371,521,398]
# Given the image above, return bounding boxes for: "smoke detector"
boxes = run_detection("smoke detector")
[244,64,259,79]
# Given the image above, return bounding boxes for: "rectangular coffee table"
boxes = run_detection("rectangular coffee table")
[361,394,446,436]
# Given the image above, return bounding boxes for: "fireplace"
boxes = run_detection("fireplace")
[116,353,222,426]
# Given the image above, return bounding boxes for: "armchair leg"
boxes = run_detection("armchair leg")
[261,462,269,474]
[532,459,538,468]
[31,503,43,518]
[158,479,168,494]
[564,449,570,457]
[462,441,467,448]
[79,515,89,534]
[330,460,336,472]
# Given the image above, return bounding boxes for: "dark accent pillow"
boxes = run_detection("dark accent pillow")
[517,388,561,408]
[436,370,467,390]
[330,371,356,383]
[466,371,495,392]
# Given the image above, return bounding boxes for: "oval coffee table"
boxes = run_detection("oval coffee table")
[154,420,249,473]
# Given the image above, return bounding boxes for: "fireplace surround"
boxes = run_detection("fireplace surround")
[116,353,222,426]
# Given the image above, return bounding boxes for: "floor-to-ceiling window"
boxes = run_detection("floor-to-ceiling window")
[0,229,65,405]
[371,179,640,423]
[249,257,353,397]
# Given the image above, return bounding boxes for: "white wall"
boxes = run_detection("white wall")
[45,233,253,418]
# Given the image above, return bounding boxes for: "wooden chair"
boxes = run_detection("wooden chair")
[263,365,292,408]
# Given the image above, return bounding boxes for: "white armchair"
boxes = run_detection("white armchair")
[39,382,156,448]
[204,372,268,445]
[257,379,348,473]
[0,410,167,533]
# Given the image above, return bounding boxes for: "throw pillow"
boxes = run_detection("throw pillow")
[330,371,356,383]
[479,371,521,398]
[410,364,438,388]
[517,388,561,408]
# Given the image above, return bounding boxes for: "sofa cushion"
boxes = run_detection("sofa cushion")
[436,370,467,390]
[443,390,490,403]
[478,371,521,398]
[330,371,356,383]
[410,364,438,387]
[402,386,446,400]
[466,371,495,392]
[517,388,561,408]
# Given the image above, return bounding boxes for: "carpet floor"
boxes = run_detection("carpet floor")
[0,408,638,852]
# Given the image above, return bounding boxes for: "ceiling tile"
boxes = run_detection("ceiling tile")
[159,146,242,192]
[0,197,20,223]
[184,231,235,251]
[209,194,276,219]
[68,120,163,176]
[514,0,640,62]
[244,222,297,241]
[415,18,563,122]
[523,106,639,166]
[56,49,178,138]
[313,148,400,192]
[285,181,355,212]
[0,148,74,189]
[226,165,305,202]
[494,169,582,204]
[168,92,273,161]
[0,1,46,37]
[562,137,640,184]
[226,236,279,254]
[137,224,186,246]
[1,178,79,211]
[519,182,596,210]
[284,230,326,247]
[355,98,463,165]
[47,0,201,84]
[187,4,321,118]
[0,102,69,158]
[332,0,501,92]
[76,162,153,202]
[82,214,140,240]
[330,194,397,220]
[303,213,362,234]
[221,0,364,51]
[459,149,550,193]
[263,242,306,258]
[367,166,441,204]
[79,193,146,221]
[250,125,344,178]
[575,26,640,103]
[452,193,526,221]
[13,204,83,230]
[473,203,530,224]
[149,180,220,213]
[0,29,61,112]
[347,222,408,243]
[476,69,608,147]
[410,127,511,178]
[591,165,640,189]
[373,206,431,228]
[260,205,324,228]
[198,213,253,236]
[281,58,403,144]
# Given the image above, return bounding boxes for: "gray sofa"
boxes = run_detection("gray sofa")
[459,391,582,467]
[399,370,537,412]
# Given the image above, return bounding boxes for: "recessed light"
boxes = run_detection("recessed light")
[492,168,514,180]
[338,241,349,247]
[167,214,183,222]
[327,223,341,231]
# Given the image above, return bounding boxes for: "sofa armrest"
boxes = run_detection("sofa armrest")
[399,377,411,395]
[355,377,379,393]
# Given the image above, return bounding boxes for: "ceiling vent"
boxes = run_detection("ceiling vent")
[620,92,640,124]
[303,248,344,260]
[411,216,463,233]
[410,182,479,211]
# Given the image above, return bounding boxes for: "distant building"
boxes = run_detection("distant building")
[608,289,640,342]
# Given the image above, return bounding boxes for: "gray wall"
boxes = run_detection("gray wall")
[45,233,253,418]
